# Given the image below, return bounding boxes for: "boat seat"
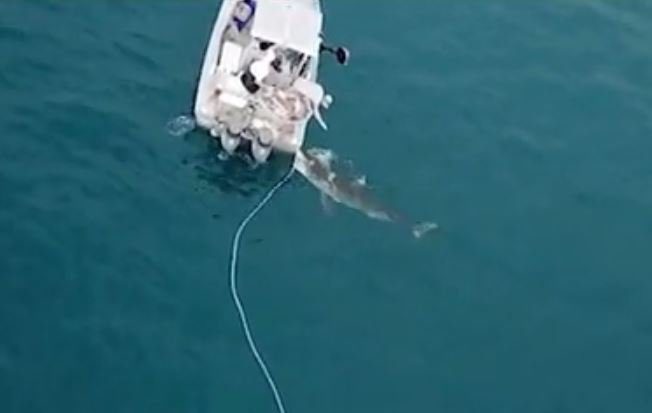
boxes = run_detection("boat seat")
[218,41,244,74]
[215,71,248,109]
[292,77,328,130]
[213,41,248,109]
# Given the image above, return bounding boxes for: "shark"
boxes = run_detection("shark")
[294,148,438,239]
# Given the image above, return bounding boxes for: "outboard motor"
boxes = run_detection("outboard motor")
[251,129,273,163]
[212,127,240,154]
[221,133,240,154]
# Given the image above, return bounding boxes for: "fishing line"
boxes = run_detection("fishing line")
[229,165,296,413]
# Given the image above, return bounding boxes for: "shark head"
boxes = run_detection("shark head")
[305,147,336,168]
[295,148,395,220]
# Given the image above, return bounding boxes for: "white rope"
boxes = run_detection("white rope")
[229,166,295,413]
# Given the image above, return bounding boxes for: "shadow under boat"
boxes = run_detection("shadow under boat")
[180,129,300,198]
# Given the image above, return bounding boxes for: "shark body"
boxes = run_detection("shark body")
[294,148,438,238]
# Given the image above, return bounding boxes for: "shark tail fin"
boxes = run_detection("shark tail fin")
[412,222,439,239]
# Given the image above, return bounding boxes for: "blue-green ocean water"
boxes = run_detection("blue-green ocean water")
[2,1,652,412]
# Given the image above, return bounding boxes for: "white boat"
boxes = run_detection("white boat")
[194,0,339,163]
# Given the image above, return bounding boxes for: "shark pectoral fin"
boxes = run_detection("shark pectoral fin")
[354,175,367,187]
[320,192,336,216]
[412,222,439,239]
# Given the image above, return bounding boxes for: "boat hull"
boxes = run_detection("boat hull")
[193,0,322,156]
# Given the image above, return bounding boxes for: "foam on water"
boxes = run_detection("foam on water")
[166,115,196,137]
